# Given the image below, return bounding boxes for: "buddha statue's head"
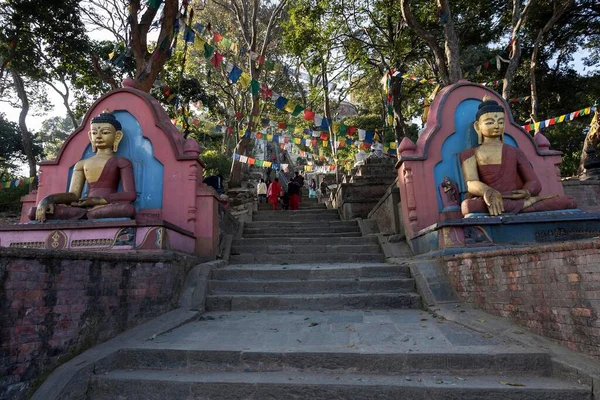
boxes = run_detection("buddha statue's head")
[474,96,505,144]
[89,110,123,153]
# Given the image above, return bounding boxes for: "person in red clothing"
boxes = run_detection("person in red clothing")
[287,179,300,210]
[267,177,282,210]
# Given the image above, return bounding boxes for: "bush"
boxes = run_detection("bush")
[201,149,232,177]
[0,185,29,213]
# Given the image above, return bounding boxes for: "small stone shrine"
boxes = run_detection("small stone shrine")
[0,80,221,259]
[396,80,600,255]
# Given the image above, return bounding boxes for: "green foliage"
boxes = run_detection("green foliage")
[201,149,233,178]
[37,115,73,160]
[0,114,26,178]
[0,185,28,213]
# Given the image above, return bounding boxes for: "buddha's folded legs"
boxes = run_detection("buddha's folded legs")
[520,196,577,213]
[28,205,88,220]
[461,196,577,215]
[87,203,136,219]
[28,203,136,221]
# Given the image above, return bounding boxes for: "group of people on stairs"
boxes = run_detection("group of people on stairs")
[256,172,328,210]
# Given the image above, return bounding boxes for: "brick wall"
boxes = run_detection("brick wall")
[0,248,198,400]
[563,180,600,213]
[442,239,600,357]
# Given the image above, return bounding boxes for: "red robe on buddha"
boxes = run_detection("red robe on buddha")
[460,145,576,215]
[29,156,137,220]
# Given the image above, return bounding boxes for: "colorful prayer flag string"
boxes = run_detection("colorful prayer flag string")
[521,105,597,132]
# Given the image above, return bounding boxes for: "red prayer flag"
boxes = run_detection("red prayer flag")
[213,32,223,43]
[304,109,315,121]
[347,126,357,135]
[210,51,223,68]
[277,122,287,129]
[320,132,328,140]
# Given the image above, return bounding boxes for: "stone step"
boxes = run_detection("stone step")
[253,210,340,222]
[205,292,421,311]
[243,226,361,235]
[211,263,411,280]
[240,232,363,238]
[231,243,381,256]
[228,252,385,264]
[208,277,416,294]
[94,349,556,376]
[231,236,380,247]
[89,370,590,400]
[258,203,327,210]
[244,220,358,229]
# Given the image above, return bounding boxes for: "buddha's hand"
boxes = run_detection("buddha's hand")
[72,197,108,207]
[35,199,55,222]
[505,189,531,200]
[483,188,504,216]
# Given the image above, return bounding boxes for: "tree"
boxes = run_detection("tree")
[0,0,88,185]
[37,115,74,160]
[0,114,28,179]
[213,0,289,187]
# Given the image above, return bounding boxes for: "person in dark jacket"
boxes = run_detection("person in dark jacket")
[287,180,301,210]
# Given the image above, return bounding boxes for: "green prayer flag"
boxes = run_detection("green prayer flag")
[387,105,393,115]
[339,123,348,135]
[264,60,275,71]
[220,38,231,49]
[203,43,214,59]
[147,0,162,9]
[250,79,260,96]
[256,160,263,167]
[292,105,304,117]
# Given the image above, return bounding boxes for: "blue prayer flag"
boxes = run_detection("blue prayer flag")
[274,96,288,110]
[228,65,242,83]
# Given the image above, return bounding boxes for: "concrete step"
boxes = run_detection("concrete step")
[240,232,363,238]
[231,236,380,247]
[94,349,556,376]
[208,277,416,294]
[231,243,381,256]
[211,263,412,280]
[243,226,361,235]
[228,252,385,264]
[253,212,340,222]
[89,370,590,400]
[244,220,358,229]
[206,292,421,311]
[258,203,327,210]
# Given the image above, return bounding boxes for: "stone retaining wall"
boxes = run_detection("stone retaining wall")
[442,239,600,357]
[0,248,198,400]
[367,179,401,235]
[563,179,600,213]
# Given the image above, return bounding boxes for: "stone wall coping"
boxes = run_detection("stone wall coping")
[0,247,201,263]
[441,238,600,260]
[562,179,600,186]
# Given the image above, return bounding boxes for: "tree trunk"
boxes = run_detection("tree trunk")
[529,0,573,126]
[399,0,452,85]
[502,0,533,100]
[11,70,37,189]
[436,0,462,83]
[390,73,408,143]
[129,0,178,92]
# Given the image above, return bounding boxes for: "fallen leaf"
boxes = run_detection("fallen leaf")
[500,381,525,387]
[347,343,356,348]
[477,318,486,323]
[456,377,466,381]
[514,330,524,334]
[309,322,319,327]
[482,333,493,339]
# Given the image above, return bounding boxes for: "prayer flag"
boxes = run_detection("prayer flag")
[274,96,288,110]
[304,109,315,121]
[238,72,251,88]
[210,51,223,68]
[250,79,260,96]
[228,65,242,83]
[213,32,223,43]
[203,42,214,59]
[292,105,304,117]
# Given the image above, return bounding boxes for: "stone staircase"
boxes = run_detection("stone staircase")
[83,196,594,399]
[334,156,398,219]
[209,198,420,311]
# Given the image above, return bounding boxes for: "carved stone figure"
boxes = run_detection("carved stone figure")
[439,176,459,207]
[30,110,137,222]
[578,108,600,180]
[460,97,577,216]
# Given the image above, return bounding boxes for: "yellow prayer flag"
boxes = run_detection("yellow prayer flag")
[294,138,301,144]
[284,101,296,113]
[584,107,591,115]
[230,42,238,53]
[534,122,541,130]
[390,141,397,149]
[558,115,566,123]
[267,134,273,141]
[305,165,313,171]
[294,126,303,134]
[194,36,205,51]
[238,72,251,88]
[322,140,328,147]
[108,51,115,59]
[332,122,340,134]
[263,161,272,167]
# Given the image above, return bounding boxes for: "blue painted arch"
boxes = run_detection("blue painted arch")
[68,110,164,211]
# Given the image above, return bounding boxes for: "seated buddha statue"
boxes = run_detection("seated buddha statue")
[31,110,137,222]
[460,97,577,216]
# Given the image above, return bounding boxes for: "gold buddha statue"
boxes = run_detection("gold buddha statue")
[459,97,576,216]
[31,110,137,222]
